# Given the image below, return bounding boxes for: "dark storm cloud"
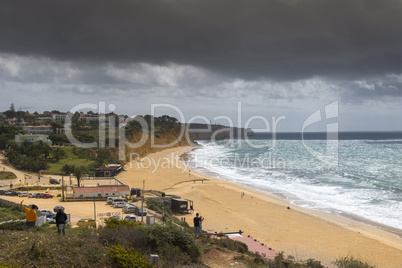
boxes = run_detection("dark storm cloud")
[1,0,402,81]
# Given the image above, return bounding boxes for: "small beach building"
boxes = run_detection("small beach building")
[95,164,123,177]
[73,185,130,198]
[171,198,191,213]
[130,188,142,198]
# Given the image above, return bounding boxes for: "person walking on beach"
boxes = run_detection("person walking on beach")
[193,213,202,237]
[20,200,38,230]
[55,208,68,235]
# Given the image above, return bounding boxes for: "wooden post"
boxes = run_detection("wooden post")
[61,175,65,202]
[141,180,145,222]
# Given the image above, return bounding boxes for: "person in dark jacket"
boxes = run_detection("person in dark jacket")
[55,209,68,235]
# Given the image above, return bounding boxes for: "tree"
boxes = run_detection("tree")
[61,164,75,175]
[10,103,15,112]
[73,167,86,187]
[53,148,66,162]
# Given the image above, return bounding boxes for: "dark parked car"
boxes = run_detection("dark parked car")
[6,191,19,196]
[49,178,60,184]
[46,213,56,224]
[134,207,147,216]
[35,193,44,198]
[42,194,53,199]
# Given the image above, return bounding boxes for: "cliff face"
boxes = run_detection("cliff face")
[186,123,254,140]
[122,124,254,160]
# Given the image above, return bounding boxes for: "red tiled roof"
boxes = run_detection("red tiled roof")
[74,185,129,194]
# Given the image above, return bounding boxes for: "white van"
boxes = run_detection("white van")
[107,197,116,205]
[112,198,125,206]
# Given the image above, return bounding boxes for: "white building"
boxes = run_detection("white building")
[53,114,68,121]
[73,185,130,198]
[15,134,52,145]
[23,125,53,135]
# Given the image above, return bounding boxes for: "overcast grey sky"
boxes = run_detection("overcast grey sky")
[1,0,402,132]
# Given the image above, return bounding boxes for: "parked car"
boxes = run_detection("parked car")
[0,190,6,195]
[18,192,28,197]
[6,191,19,196]
[134,207,147,216]
[46,213,56,224]
[28,193,36,198]
[39,209,53,215]
[42,194,53,199]
[123,205,137,214]
[49,178,60,184]
[124,215,136,222]
[113,202,125,208]
[35,193,44,198]
[110,215,123,220]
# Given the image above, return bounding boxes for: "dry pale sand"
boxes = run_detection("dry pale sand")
[118,146,402,268]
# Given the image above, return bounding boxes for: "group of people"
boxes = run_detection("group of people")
[20,201,68,235]
[21,200,206,237]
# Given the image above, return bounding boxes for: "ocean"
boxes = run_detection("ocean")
[184,132,402,234]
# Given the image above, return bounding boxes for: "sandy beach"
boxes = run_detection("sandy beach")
[118,146,402,267]
[1,147,402,267]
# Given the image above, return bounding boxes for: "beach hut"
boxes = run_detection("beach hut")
[171,198,190,213]
[130,188,141,198]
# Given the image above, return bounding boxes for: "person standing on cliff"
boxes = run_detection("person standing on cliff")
[20,200,38,230]
[193,213,202,237]
[55,208,68,235]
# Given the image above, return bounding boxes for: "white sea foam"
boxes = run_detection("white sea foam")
[187,138,402,231]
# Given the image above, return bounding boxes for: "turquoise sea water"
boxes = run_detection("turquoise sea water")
[184,132,402,232]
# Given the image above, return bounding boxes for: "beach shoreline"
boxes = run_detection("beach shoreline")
[181,146,402,240]
[118,145,402,267]
[1,145,401,267]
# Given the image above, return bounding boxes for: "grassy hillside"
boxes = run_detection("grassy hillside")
[0,203,374,268]
[47,146,95,174]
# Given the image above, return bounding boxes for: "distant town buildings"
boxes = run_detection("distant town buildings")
[14,133,52,145]
[52,114,68,121]
[23,125,53,135]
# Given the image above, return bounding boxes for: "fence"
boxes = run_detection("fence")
[0,198,46,227]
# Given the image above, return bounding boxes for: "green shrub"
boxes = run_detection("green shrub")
[144,223,201,262]
[334,256,374,268]
[104,217,142,229]
[107,245,152,268]
[99,221,201,266]
[0,221,24,231]
[146,199,172,217]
